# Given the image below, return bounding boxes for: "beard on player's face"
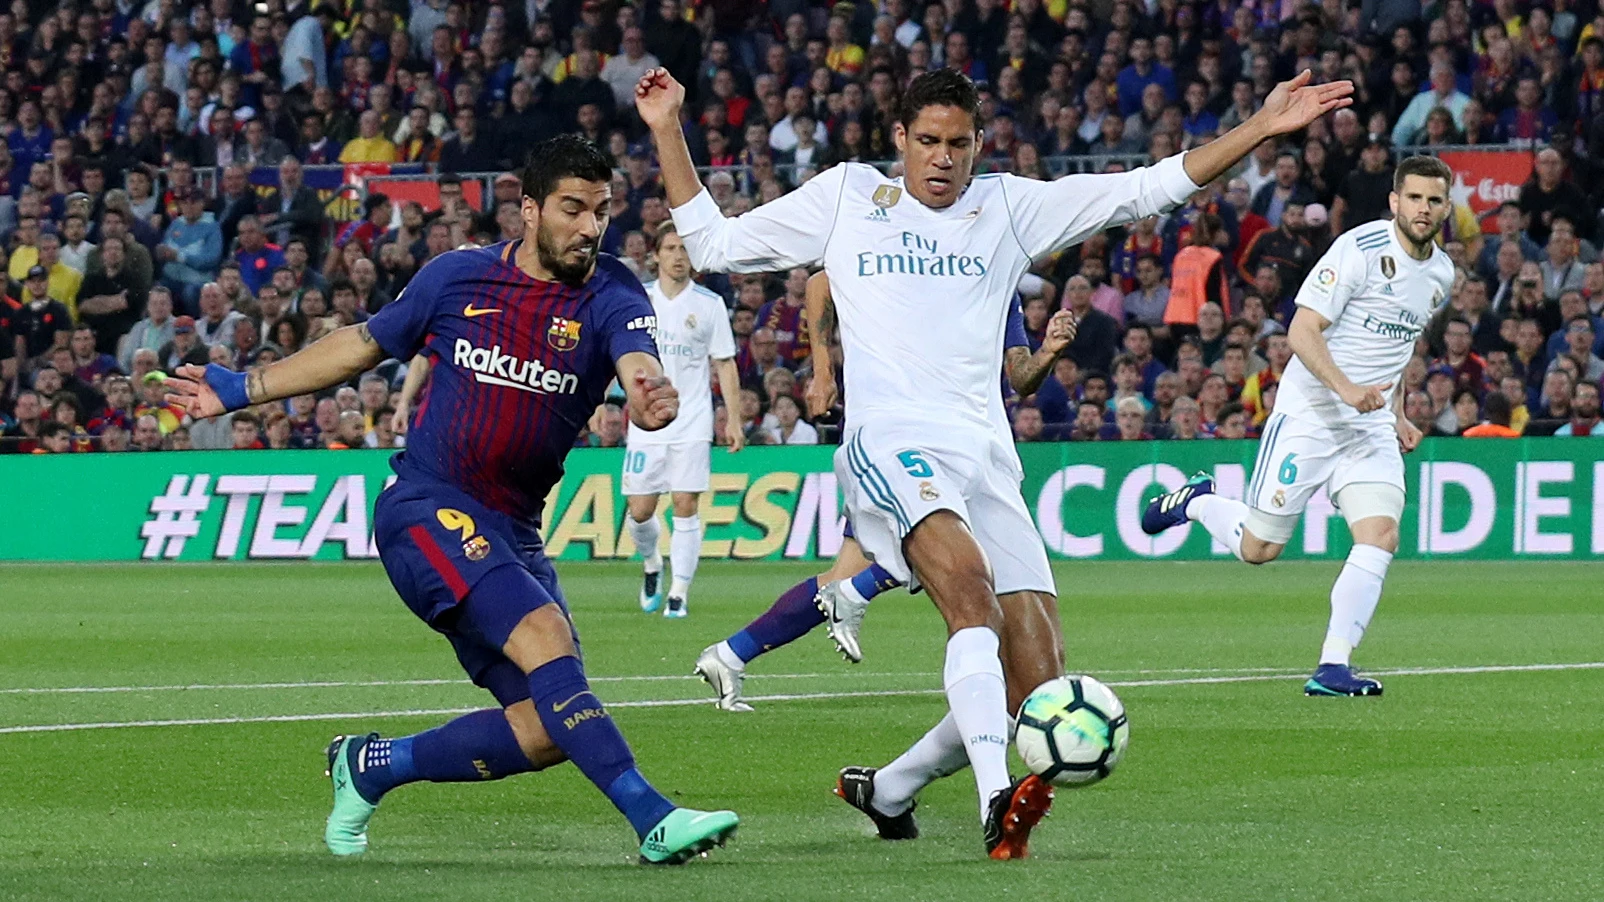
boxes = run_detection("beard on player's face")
[536,220,599,285]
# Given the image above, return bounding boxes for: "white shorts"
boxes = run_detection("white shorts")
[620,440,711,495]
[1245,412,1404,541]
[835,423,1055,597]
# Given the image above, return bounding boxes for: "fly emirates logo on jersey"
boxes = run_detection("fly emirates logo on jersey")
[855,231,988,278]
[452,338,580,395]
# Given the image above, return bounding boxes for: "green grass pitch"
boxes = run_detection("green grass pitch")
[1,560,1602,901]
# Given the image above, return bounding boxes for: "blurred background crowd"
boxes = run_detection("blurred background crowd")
[2,0,1603,455]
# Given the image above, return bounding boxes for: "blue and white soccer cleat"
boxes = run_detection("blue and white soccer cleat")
[1141,472,1215,535]
[1304,664,1384,697]
[663,595,688,618]
[639,569,663,613]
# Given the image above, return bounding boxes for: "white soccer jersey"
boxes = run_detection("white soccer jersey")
[631,279,736,445]
[671,157,1200,440]
[1279,220,1454,428]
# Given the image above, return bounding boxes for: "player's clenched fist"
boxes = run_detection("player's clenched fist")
[1041,310,1078,355]
[634,68,684,132]
[634,370,679,429]
[1339,381,1392,414]
[805,372,837,418]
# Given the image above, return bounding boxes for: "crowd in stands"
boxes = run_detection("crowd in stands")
[3,0,1604,455]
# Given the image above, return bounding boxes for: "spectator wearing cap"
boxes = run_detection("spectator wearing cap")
[439,107,498,173]
[156,188,223,311]
[134,372,187,434]
[339,111,399,163]
[12,266,72,360]
[234,216,285,296]
[118,283,173,373]
[1391,61,1471,146]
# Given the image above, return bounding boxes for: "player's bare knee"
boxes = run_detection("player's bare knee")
[669,493,699,518]
[501,605,577,673]
[503,700,565,770]
[1351,517,1400,554]
[1238,530,1284,565]
[625,495,658,523]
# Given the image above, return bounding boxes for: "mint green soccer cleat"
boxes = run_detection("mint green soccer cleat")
[638,808,740,865]
[324,734,379,856]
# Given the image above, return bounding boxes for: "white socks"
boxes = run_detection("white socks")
[1321,544,1392,665]
[627,514,662,573]
[942,627,1011,823]
[871,712,969,817]
[1187,494,1249,561]
[714,640,745,671]
[669,515,702,599]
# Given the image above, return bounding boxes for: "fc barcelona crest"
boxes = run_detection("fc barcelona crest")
[547,316,581,351]
[1380,256,1396,279]
[872,185,902,209]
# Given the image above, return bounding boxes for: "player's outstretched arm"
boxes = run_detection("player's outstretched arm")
[166,324,388,419]
[638,68,839,274]
[1181,71,1353,188]
[1286,308,1390,413]
[1007,310,1077,397]
[618,350,679,431]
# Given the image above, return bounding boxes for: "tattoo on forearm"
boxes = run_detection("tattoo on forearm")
[246,367,266,403]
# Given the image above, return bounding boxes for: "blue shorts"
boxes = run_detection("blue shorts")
[375,479,576,706]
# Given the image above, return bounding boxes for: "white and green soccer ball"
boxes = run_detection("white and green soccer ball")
[1014,675,1130,787]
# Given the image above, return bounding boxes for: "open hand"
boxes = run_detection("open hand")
[1255,70,1354,137]
[166,365,228,419]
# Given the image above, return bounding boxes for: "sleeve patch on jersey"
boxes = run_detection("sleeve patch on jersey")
[1316,266,1337,286]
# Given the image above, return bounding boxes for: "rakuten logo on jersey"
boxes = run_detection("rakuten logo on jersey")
[453,338,580,395]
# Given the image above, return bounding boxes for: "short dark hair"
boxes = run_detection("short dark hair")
[364,193,390,216]
[899,68,981,131]
[1394,154,1453,191]
[1482,390,1512,426]
[521,134,614,204]
[1445,314,1473,334]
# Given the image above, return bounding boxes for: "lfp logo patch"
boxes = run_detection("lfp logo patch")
[547,316,582,352]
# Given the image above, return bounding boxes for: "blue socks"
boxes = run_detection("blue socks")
[850,563,899,599]
[727,576,822,663]
[350,708,533,804]
[529,656,675,840]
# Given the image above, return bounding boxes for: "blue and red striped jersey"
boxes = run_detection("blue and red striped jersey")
[367,241,659,535]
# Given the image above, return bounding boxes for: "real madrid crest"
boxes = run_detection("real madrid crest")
[547,316,581,352]
[1272,489,1287,509]
[685,314,697,329]
[918,481,940,501]
[872,185,902,209]
[1380,256,1396,279]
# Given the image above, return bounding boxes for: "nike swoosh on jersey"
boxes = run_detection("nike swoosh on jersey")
[463,305,502,318]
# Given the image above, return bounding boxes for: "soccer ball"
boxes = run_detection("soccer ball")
[1014,675,1129,787]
